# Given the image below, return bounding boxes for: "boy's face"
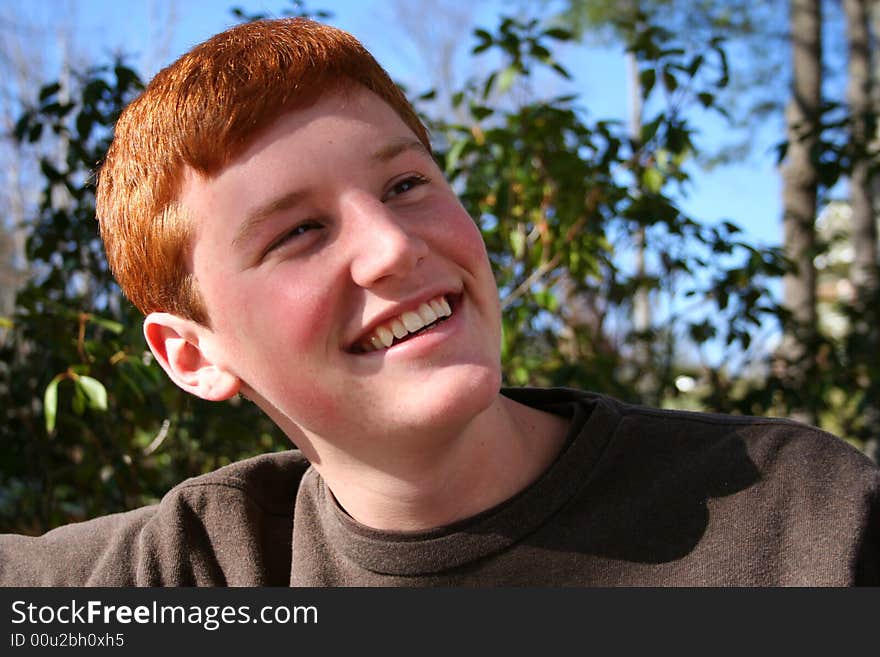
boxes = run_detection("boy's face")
[177,87,503,446]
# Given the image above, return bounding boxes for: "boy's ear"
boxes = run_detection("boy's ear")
[143,312,240,401]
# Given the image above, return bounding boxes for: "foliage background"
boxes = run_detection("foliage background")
[1,1,877,534]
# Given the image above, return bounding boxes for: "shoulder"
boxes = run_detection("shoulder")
[167,449,311,516]
[520,387,880,583]
[508,385,879,496]
[595,395,880,584]
[604,394,878,486]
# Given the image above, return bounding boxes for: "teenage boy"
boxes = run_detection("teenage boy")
[1,18,877,586]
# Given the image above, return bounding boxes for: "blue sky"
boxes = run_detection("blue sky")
[13,0,785,249]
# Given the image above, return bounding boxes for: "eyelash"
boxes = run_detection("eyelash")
[385,174,430,199]
[264,220,323,255]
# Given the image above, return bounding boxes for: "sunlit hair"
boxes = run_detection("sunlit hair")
[96,18,431,324]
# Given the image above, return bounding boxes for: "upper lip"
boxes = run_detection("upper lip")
[345,287,460,351]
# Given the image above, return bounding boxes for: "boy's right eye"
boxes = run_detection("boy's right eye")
[263,220,323,257]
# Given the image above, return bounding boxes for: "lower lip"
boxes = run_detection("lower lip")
[358,296,464,361]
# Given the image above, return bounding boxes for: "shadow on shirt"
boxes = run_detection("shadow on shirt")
[531,420,763,565]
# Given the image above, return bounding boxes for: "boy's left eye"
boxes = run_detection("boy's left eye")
[384,174,429,200]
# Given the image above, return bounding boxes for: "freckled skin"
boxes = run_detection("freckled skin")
[180,88,503,460]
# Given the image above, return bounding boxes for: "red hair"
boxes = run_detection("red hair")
[96,18,431,324]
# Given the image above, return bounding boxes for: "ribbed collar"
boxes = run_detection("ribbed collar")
[302,388,620,576]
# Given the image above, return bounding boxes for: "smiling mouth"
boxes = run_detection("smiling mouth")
[351,294,456,354]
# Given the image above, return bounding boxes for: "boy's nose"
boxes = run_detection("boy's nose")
[345,194,429,287]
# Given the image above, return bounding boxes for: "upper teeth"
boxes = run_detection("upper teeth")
[362,295,452,352]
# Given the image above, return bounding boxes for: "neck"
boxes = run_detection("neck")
[300,393,571,532]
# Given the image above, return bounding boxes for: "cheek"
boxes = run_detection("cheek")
[242,280,329,361]
[203,262,333,374]
[432,205,492,271]
[215,277,346,429]
[450,211,503,341]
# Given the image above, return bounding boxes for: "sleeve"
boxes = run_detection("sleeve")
[0,505,158,586]
[0,465,297,587]
[0,452,304,587]
[0,486,260,587]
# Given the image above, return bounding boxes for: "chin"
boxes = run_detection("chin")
[394,361,502,431]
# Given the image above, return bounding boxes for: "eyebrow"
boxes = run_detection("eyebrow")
[370,137,430,163]
[233,188,308,249]
[232,138,431,250]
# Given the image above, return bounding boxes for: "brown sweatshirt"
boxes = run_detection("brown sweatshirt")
[1,388,878,586]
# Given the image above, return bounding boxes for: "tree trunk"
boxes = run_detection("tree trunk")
[781,0,822,426]
[846,0,876,296]
[617,1,655,402]
[628,49,650,337]
[845,0,880,459]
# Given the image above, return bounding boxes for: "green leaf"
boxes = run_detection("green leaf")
[482,72,498,100]
[76,111,94,138]
[551,62,572,80]
[639,69,656,97]
[445,139,468,174]
[689,321,716,344]
[640,117,661,144]
[44,375,62,433]
[38,82,61,102]
[500,317,510,360]
[473,41,493,55]
[88,315,124,334]
[470,104,494,121]
[543,28,572,41]
[535,289,559,312]
[496,65,518,95]
[40,159,62,182]
[28,122,43,143]
[722,221,742,235]
[77,376,108,411]
[529,43,552,61]
[642,168,664,193]
[711,42,730,88]
[13,113,30,141]
[687,54,704,77]
[510,230,526,259]
[72,384,86,415]
[474,28,493,43]
[697,92,714,108]
[775,141,789,164]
